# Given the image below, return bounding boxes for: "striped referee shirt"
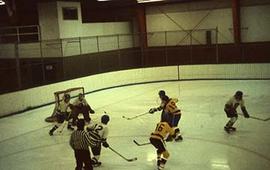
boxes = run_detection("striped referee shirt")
[69,130,92,150]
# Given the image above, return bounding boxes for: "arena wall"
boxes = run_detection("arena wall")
[0,63,269,117]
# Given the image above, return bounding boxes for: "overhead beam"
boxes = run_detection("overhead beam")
[136,5,148,48]
[232,0,241,44]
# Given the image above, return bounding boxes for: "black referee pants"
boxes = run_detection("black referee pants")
[74,149,93,170]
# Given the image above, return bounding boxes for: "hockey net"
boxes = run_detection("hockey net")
[45,87,85,122]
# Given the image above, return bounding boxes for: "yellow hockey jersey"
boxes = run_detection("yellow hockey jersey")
[163,98,181,115]
[150,122,175,141]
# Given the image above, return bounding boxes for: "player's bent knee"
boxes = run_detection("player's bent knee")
[162,150,170,159]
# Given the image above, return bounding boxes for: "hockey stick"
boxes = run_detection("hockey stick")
[58,121,68,134]
[122,112,149,120]
[238,113,268,121]
[108,146,137,162]
[133,140,151,146]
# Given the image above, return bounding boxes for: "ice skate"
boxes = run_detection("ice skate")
[49,130,53,136]
[175,135,183,141]
[91,158,102,167]
[224,126,231,133]
[229,126,236,131]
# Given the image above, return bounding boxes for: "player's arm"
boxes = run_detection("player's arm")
[86,122,96,131]
[69,133,75,149]
[101,127,109,148]
[149,101,165,114]
[171,98,179,103]
[82,98,95,113]
[240,100,249,118]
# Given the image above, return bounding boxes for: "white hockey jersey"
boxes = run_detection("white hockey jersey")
[86,121,109,147]
[57,100,71,113]
[226,97,245,109]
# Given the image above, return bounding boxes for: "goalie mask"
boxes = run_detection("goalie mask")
[64,93,71,102]
[78,93,84,101]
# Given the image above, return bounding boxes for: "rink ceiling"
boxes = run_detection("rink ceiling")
[0,80,270,170]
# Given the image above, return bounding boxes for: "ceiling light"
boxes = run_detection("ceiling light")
[137,0,165,3]
[0,0,5,6]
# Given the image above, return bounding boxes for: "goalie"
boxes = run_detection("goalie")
[72,93,95,125]
[224,91,250,133]
[49,93,74,136]
[149,90,182,141]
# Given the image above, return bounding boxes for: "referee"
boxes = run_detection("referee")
[69,119,93,170]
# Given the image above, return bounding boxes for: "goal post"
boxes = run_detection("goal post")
[45,87,85,122]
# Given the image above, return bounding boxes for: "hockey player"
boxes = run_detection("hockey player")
[224,91,250,133]
[150,121,176,170]
[86,114,110,167]
[72,93,95,125]
[49,93,74,136]
[149,90,182,141]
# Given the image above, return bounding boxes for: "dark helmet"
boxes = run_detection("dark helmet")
[64,93,71,100]
[77,119,85,130]
[101,115,110,124]
[235,91,243,97]
[234,91,243,100]
[78,93,84,100]
[158,90,166,97]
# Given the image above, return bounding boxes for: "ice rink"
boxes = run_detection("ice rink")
[0,80,270,170]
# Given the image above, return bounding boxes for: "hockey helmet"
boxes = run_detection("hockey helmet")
[64,93,71,100]
[234,91,243,100]
[235,91,243,96]
[77,119,85,130]
[78,93,84,100]
[101,115,110,124]
[158,90,166,97]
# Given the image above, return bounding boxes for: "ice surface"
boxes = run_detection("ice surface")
[0,80,270,170]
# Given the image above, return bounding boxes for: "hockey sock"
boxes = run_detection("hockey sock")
[158,158,167,170]
[157,152,161,166]
[51,125,58,131]
[226,117,237,127]
[49,125,58,135]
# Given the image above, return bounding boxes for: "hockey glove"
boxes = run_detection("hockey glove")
[102,141,109,148]
[241,107,250,118]
[244,113,250,118]
[149,108,158,114]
